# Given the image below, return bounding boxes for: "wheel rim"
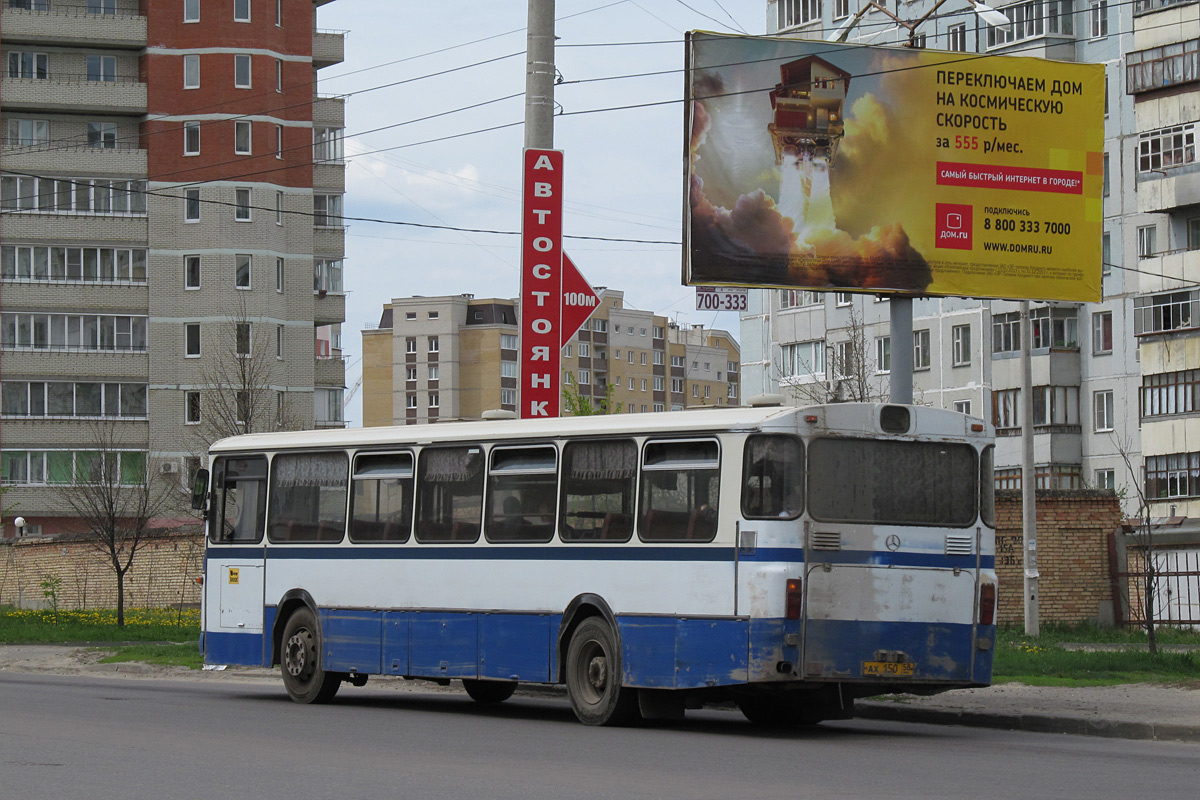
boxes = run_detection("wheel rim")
[284,628,314,681]
[576,638,608,705]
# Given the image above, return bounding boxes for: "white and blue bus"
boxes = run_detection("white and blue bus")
[194,401,996,726]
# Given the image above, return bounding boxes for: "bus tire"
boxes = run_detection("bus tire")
[565,617,639,726]
[462,679,517,704]
[280,608,341,704]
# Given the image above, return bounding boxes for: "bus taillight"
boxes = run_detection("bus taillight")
[785,578,802,620]
[979,583,996,626]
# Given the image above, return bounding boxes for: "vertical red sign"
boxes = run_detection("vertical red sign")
[520,148,564,418]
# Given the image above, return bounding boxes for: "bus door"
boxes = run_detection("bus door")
[800,437,982,683]
[205,455,268,666]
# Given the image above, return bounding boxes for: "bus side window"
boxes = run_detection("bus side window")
[350,452,413,542]
[211,456,267,543]
[639,439,720,542]
[416,446,483,543]
[485,446,557,543]
[742,435,804,520]
[267,452,349,543]
[560,439,636,542]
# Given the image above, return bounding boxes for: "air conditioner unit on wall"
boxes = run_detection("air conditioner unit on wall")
[159,462,178,475]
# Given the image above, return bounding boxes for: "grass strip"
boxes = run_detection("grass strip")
[0,605,199,644]
[95,643,204,670]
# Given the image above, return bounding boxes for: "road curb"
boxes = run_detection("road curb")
[854,700,1200,743]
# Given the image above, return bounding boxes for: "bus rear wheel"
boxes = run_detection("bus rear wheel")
[462,679,517,704]
[280,608,341,704]
[565,617,639,726]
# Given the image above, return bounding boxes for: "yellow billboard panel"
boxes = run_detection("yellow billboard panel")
[684,33,1104,302]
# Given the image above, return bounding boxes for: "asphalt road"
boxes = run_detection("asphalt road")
[1,673,1196,800]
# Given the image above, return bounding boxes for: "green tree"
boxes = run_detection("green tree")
[562,383,622,416]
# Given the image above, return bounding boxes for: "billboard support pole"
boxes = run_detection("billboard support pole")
[1020,300,1040,635]
[525,0,555,150]
[889,297,913,404]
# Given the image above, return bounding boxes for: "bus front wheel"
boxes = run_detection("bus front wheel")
[565,618,639,726]
[280,608,341,704]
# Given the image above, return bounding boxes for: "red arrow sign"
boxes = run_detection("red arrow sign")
[560,253,600,348]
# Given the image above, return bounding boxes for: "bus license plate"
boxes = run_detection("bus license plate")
[862,661,915,677]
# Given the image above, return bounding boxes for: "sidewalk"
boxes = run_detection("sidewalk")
[2,644,1197,742]
[856,682,1200,743]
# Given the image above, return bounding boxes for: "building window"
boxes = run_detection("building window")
[428,365,439,380]
[628,351,635,364]
[236,323,251,357]
[954,400,972,416]
[185,391,201,424]
[87,122,116,148]
[653,326,664,339]
[693,384,699,398]
[7,51,48,80]
[234,0,249,21]
[276,59,283,92]
[6,118,49,147]
[778,0,821,27]
[428,336,439,353]
[275,125,283,159]
[987,0,1073,48]
[1134,290,1200,335]
[500,361,517,378]
[275,257,284,292]
[992,312,1021,354]
[672,377,684,393]
[501,334,518,349]
[653,351,664,365]
[952,324,971,366]
[1094,469,1114,490]
[314,127,344,162]
[781,340,826,378]
[405,337,416,354]
[836,292,852,307]
[1089,0,1107,37]
[184,121,200,155]
[234,54,251,88]
[184,188,200,221]
[593,319,607,332]
[86,55,116,83]
[1102,232,1111,275]
[406,395,417,409]
[1,380,147,419]
[1126,40,1200,95]
[501,388,516,406]
[640,353,647,366]
[875,336,891,373]
[184,0,199,22]
[641,379,648,392]
[653,376,665,391]
[313,259,343,294]
[947,23,967,52]
[235,254,251,289]
[185,323,201,357]
[1103,153,1110,196]
[405,367,417,383]
[1093,389,1114,432]
[671,355,684,368]
[314,194,343,227]
[578,343,590,358]
[1030,307,1078,349]
[1145,453,1200,499]
[913,329,931,370]
[428,393,441,409]
[275,191,284,224]
[580,370,591,385]
[833,0,849,18]
[183,54,200,88]
[234,120,252,154]
[276,325,284,358]
[1138,225,1157,259]
[185,255,201,289]
[1092,311,1112,354]
[1140,369,1200,418]
[993,388,1020,429]
[833,340,856,379]
[2,245,148,283]
[235,188,251,221]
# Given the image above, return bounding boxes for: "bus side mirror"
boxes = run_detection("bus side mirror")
[191,468,210,511]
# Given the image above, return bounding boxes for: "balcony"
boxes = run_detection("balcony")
[1,281,149,313]
[314,355,346,387]
[313,95,345,128]
[1137,166,1200,214]
[0,348,148,378]
[1,212,147,245]
[313,226,345,256]
[0,142,146,176]
[1137,250,1200,295]
[314,291,346,326]
[312,29,346,69]
[313,162,345,192]
[0,75,146,115]
[1,3,147,49]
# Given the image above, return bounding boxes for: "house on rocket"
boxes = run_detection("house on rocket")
[768,56,851,164]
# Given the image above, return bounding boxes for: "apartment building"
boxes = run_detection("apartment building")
[745,0,1152,505]
[0,0,347,537]
[362,290,740,426]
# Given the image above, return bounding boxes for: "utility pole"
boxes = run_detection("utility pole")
[1020,300,1039,635]
[525,0,556,150]
[889,297,913,404]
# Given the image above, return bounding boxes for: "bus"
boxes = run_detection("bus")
[194,400,996,726]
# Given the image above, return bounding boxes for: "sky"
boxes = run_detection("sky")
[316,0,769,425]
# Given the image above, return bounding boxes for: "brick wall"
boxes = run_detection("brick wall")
[0,527,203,611]
[995,489,1123,627]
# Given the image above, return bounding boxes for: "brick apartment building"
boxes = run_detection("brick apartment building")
[0,0,347,537]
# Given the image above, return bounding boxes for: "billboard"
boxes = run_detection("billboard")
[684,33,1105,302]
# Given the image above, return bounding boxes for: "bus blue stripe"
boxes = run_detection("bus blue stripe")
[209,544,992,569]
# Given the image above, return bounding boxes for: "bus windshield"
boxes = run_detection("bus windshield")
[808,438,978,527]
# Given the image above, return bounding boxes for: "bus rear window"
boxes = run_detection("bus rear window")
[416,446,483,543]
[639,439,720,542]
[268,452,349,542]
[560,439,635,542]
[808,438,978,527]
[350,452,413,542]
[742,435,803,519]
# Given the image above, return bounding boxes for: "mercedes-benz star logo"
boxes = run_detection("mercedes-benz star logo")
[885,534,901,552]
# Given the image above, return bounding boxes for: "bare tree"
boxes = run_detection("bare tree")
[193,294,306,448]
[55,420,177,626]
[1113,433,1161,654]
